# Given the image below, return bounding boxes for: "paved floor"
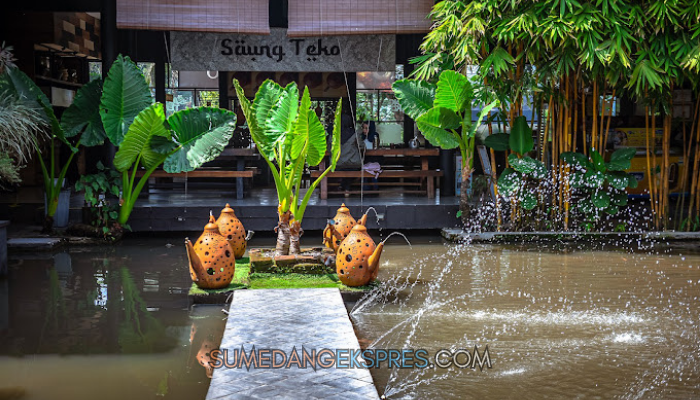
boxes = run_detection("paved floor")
[206,288,380,400]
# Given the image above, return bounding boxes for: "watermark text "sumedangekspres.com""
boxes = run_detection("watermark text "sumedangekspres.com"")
[209,346,492,371]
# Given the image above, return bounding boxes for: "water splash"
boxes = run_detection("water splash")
[381,232,412,247]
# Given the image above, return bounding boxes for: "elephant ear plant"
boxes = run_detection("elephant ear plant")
[233,79,341,256]
[484,115,547,213]
[100,55,236,228]
[0,65,107,231]
[392,70,497,222]
[561,148,638,231]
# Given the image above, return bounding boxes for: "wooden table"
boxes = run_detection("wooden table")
[216,147,260,199]
[313,148,441,199]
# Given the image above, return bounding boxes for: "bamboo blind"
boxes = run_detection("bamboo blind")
[117,0,270,34]
[287,0,433,37]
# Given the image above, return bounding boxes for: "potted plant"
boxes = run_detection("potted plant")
[232,79,342,255]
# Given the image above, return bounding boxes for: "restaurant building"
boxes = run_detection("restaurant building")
[0,0,463,231]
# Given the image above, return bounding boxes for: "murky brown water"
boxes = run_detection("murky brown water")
[0,240,226,400]
[2,236,700,399]
[352,241,700,399]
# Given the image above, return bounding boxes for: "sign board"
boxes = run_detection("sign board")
[171,28,395,72]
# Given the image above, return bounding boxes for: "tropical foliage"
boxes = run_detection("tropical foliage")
[0,65,106,230]
[100,55,236,226]
[233,79,342,255]
[393,69,497,221]
[414,0,700,231]
[561,147,638,230]
[0,91,47,188]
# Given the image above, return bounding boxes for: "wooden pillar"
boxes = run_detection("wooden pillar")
[155,59,166,104]
[101,0,118,168]
[219,72,229,110]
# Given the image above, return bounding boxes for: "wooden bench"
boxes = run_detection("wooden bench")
[310,169,442,199]
[135,169,255,199]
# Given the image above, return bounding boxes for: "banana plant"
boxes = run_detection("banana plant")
[100,55,236,226]
[392,69,497,221]
[233,79,341,256]
[0,65,106,231]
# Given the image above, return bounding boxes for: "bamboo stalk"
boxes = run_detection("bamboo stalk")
[602,89,616,151]
[645,103,656,228]
[687,97,700,229]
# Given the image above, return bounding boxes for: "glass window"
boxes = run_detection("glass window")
[356,65,404,145]
[196,90,219,107]
[166,89,194,115]
[89,61,102,81]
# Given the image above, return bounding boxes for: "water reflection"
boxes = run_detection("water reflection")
[0,240,227,400]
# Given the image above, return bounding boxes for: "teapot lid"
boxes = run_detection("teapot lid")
[338,203,350,213]
[221,203,235,214]
[204,215,219,232]
[350,223,367,233]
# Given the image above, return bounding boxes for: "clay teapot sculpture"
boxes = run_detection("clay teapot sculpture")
[216,203,253,259]
[323,204,374,253]
[335,223,384,287]
[185,215,236,289]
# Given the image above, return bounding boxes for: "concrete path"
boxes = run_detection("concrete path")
[206,288,379,399]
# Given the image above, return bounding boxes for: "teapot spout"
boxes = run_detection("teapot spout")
[185,238,205,282]
[368,241,384,275]
[245,230,255,242]
[358,213,368,226]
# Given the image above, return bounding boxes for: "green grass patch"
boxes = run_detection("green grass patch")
[188,257,251,296]
[188,257,378,296]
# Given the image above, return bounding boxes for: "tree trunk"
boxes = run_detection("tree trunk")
[289,220,303,255]
[275,209,292,256]
[460,165,472,226]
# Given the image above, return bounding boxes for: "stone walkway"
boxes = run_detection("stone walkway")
[206,288,379,399]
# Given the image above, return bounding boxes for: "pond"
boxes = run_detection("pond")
[0,238,225,400]
[351,240,700,399]
[1,236,699,399]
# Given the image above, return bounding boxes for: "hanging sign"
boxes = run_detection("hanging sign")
[170,28,395,72]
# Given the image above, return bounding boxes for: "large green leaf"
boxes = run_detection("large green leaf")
[584,170,605,188]
[434,70,472,113]
[561,151,592,170]
[607,147,637,171]
[60,79,106,146]
[590,150,606,172]
[416,107,461,149]
[114,103,168,172]
[483,133,510,151]
[497,167,520,197]
[100,55,153,146]
[392,79,436,120]
[268,82,299,150]
[4,66,51,115]
[233,79,273,161]
[328,99,342,171]
[508,154,535,174]
[291,88,326,166]
[522,192,537,210]
[592,190,611,209]
[163,107,236,173]
[509,115,533,155]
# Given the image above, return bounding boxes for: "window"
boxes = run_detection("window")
[356,65,405,146]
